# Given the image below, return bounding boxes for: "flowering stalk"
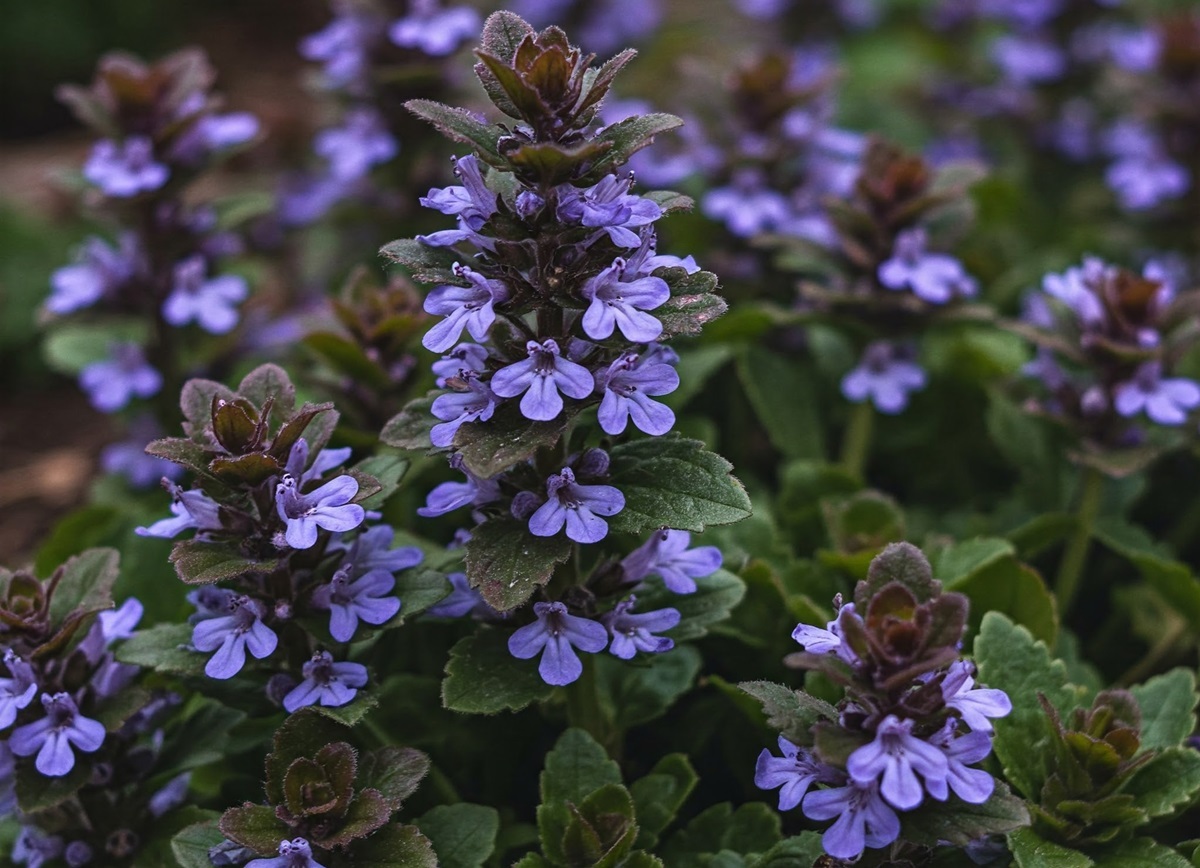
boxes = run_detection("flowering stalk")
[379,13,749,731]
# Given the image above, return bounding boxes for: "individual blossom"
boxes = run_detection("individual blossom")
[425,572,488,619]
[78,342,162,413]
[1112,362,1200,426]
[702,169,792,238]
[556,174,663,247]
[162,255,249,335]
[170,111,260,165]
[755,735,840,811]
[430,372,498,447]
[841,341,928,414]
[148,772,192,818]
[432,343,489,387]
[528,467,625,544]
[926,720,996,804]
[416,454,501,518]
[421,265,510,353]
[9,693,106,777]
[285,439,354,486]
[311,565,402,642]
[47,234,140,315]
[801,780,901,860]
[490,339,594,421]
[940,660,1013,734]
[621,529,721,593]
[846,715,949,811]
[275,473,365,550]
[580,258,670,343]
[11,827,64,868]
[300,3,385,94]
[314,107,398,181]
[332,525,423,578]
[82,137,169,197]
[1103,121,1190,212]
[136,482,222,538]
[595,352,678,436]
[877,228,976,304]
[247,838,327,868]
[282,652,369,713]
[389,0,480,56]
[602,598,679,659]
[420,155,498,227]
[991,35,1067,85]
[791,603,859,664]
[1041,257,1107,329]
[191,595,278,680]
[102,415,183,488]
[507,601,609,686]
[0,651,38,729]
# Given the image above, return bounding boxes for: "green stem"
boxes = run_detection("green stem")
[565,656,620,759]
[839,401,874,480]
[1056,466,1105,617]
[1117,617,1188,687]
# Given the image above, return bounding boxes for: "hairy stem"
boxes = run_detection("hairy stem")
[1056,466,1105,617]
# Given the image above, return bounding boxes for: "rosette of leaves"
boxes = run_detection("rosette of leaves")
[976,613,1200,867]
[186,710,442,867]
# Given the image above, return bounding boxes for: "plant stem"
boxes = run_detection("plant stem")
[565,655,620,759]
[1056,466,1105,617]
[839,402,874,480]
[1117,617,1188,687]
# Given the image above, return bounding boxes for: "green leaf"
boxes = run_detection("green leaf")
[934,538,1015,585]
[238,364,296,423]
[309,691,379,726]
[379,393,439,451]
[1119,747,1200,819]
[562,783,638,868]
[454,398,576,479]
[318,788,391,847]
[607,436,751,534]
[48,547,118,625]
[352,453,410,509]
[347,822,438,867]
[1093,838,1194,868]
[477,10,534,63]
[360,747,430,811]
[975,613,1086,800]
[630,754,698,850]
[305,332,391,389]
[180,378,236,437]
[654,269,729,339]
[417,804,500,868]
[42,319,150,374]
[170,821,226,868]
[538,728,623,865]
[95,686,155,732]
[953,555,1058,649]
[155,698,248,776]
[736,681,837,745]
[736,345,825,461]
[265,710,350,804]
[442,629,554,713]
[15,761,89,813]
[169,540,279,585]
[1008,827,1093,868]
[395,567,453,619]
[857,541,937,606]
[644,189,694,214]
[114,623,206,676]
[632,570,747,641]
[660,802,781,863]
[595,644,702,730]
[1129,668,1198,751]
[405,99,505,166]
[1094,522,1200,632]
[900,782,1030,846]
[745,833,827,868]
[378,239,463,285]
[218,803,288,854]
[145,437,216,477]
[463,517,570,611]
[585,113,683,179]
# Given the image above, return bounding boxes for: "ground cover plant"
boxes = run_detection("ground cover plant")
[2,0,1200,866]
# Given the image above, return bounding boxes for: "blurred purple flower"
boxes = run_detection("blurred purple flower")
[171,112,260,164]
[992,35,1067,84]
[315,108,398,180]
[9,693,105,777]
[1113,362,1200,426]
[283,652,368,712]
[300,3,385,94]
[79,343,162,413]
[0,651,37,730]
[841,342,927,414]
[332,525,422,578]
[702,169,792,237]
[528,467,624,544]
[507,601,608,686]
[432,343,489,387]
[389,0,479,55]
[621,529,722,593]
[163,255,248,334]
[12,827,64,868]
[102,415,183,488]
[83,137,168,197]
[878,228,975,303]
[48,234,140,315]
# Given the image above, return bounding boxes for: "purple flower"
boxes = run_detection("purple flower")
[580,258,670,343]
[490,339,594,421]
[9,693,106,777]
[602,597,679,658]
[528,467,625,544]
[247,838,327,868]
[48,234,140,315]
[557,174,662,247]
[149,771,192,818]
[1042,259,1107,328]
[12,827,64,868]
[420,155,498,230]
[841,342,927,414]
[702,169,792,238]
[621,529,721,593]
[314,108,398,180]
[595,352,679,436]
[847,715,949,810]
[162,255,248,334]
[802,781,901,860]
[389,0,479,55]
[755,735,840,810]
[83,137,169,197]
[507,602,609,686]
[282,652,369,713]
[432,343,489,387]
[878,228,976,304]
[277,172,350,226]
[992,35,1067,84]
[426,572,488,618]
[1113,363,1200,426]
[332,525,423,578]
[79,343,162,413]
[136,483,223,539]
[941,661,1013,734]
[431,372,498,447]
[1103,122,1190,211]
[926,720,996,804]
[311,565,401,641]
[275,473,365,549]
[416,454,501,518]
[171,112,260,164]
[284,438,353,486]
[102,416,183,488]
[0,744,15,814]
[0,650,38,730]
[576,0,664,53]
[300,4,385,93]
[422,264,509,353]
[192,595,279,679]
[791,603,859,664]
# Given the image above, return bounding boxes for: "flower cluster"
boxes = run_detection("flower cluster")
[1017,256,1200,467]
[751,543,1013,860]
[135,365,421,710]
[48,49,259,487]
